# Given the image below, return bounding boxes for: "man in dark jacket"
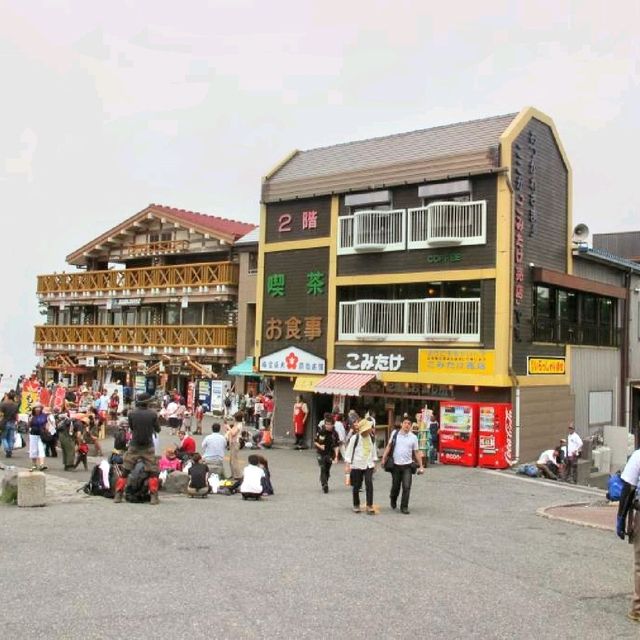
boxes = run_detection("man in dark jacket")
[114,393,161,504]
[314,416,339,493]
[0,391,19,457]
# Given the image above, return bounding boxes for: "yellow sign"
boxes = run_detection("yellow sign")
[527,357,565,375]
[418,349,495,375]
[293,375,321,392]
[19,391,40,414]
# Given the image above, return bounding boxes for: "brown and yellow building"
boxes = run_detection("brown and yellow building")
[35,203,255,394]
[257,107,628,462]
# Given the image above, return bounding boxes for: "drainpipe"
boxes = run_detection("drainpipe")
[621,270,631,435]
[509,368,520,465]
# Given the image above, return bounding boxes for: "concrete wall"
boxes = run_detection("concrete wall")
[236,249,258,363]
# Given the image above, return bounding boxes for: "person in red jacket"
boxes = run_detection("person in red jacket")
[176,429,196,462]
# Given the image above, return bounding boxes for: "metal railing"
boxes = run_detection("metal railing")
[338,209,406,254]
[532,318,619,347]
[37,261,239,297]
[34,324,237,350]
[407,201,486,249]
[339,298,481,342]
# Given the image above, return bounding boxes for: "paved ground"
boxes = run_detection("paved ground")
[1,432,638,639]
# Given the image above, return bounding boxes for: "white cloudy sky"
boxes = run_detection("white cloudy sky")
[1,0,638,373]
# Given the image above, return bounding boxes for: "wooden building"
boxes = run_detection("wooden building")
[35,203,255,395]
[256,107,631,463]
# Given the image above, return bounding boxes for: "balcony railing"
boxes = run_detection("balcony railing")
[408,201,486,249]
[339,298,481,342]
[34,324,237,352]
[532,318,620,347]
[111,239,190,259]
[37,261,239,297]
[338,209,406,254]
[337,201,487,254]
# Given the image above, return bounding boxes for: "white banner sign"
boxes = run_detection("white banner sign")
[260,347,325,375]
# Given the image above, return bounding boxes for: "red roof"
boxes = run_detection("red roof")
[149,204,256,240]
[314,371,377,396]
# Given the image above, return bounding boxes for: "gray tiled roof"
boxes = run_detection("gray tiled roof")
[269,113,518,183]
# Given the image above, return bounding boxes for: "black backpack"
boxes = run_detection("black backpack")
[113,429,128,452]
[81,464,110,497]
[125,460,150,503]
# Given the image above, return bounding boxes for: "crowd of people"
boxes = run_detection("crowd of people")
[535,422,584,483]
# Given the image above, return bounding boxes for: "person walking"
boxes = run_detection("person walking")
[0,390,19,457]
[615,448,640,622]
[344,419,378,513]
[381,417,424,514]
[28,404,48,471]
[314,415,339,493]
[227,412,244,480]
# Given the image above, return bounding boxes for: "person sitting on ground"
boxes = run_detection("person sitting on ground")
[159,446,182,473]
[255,454,274,495]
[256,424,273,449]
[201,422,227,479]
[187,453,209,498]
[240,454,266,500]
[536,447,561,480]
[176,429,196,462]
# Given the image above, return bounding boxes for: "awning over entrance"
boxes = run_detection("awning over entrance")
[293,375,321,392]
[228,357,257,376]
[314,371,377,396]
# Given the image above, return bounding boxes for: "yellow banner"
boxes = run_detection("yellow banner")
[293,375,321,392]
[19,391,40,414]
[527,357,565,375]
[418,349,495,376]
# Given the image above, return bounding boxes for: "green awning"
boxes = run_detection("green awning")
[228,357,258,376]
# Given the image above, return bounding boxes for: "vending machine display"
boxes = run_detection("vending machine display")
[439,403,477,467]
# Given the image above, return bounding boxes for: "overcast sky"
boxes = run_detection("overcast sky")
[1,0,638,374]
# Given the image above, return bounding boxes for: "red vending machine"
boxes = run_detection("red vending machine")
[477,403,513,469]
[439,403,477,467]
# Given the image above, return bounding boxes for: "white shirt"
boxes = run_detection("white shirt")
[166,401,178,418]
[537,449,557,465]
[201,433,227,461]
[98,396,109,411]
[334,420,346,443]
[567,431,583,456]
[240,465,265,494]
[391,430,418,465]
[621,450,640,486]
[345,433,378,469]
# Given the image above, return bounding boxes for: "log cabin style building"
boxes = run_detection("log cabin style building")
[35,204,255,395]
[256,107,631,464]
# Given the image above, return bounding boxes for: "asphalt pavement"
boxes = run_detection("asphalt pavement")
[1,431,638,639]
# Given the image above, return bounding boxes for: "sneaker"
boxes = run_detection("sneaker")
[390,500,397,510]
[322,485,328,494]
[39,465,48,471]
[352,507,361,513]
[30,466,38,472]
[113,492,123,504]
[150,493,159,505]
[401,507,410,515]
[627,611,640,623]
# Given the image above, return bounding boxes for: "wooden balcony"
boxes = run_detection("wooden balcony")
[34,325,237,352]
[37,261,239,297]
[111,239,190,259]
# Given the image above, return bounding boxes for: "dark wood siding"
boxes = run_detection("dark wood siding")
[511,118,569,374]
[337,175,498,276]
[481,279,495,348]
[518,385,574,462]
[261,248,329,358]
[265,197,331,244]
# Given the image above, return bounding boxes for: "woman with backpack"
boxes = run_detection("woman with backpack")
[344,419,378,514]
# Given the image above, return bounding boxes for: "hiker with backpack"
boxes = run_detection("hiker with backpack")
[113,393,161,505]
[344,419,378,514]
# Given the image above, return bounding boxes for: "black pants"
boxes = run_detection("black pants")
[74,452,88,470]
[318,456,332,488]
[390,464,413,509]
[351,467,374,508]
[44,436,58,457]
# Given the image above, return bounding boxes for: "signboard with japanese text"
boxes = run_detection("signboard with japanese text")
[259,346,326,375]
[261,247,329,359]
[418,349,495,376]
[265,196,331,243]
[526,356,565,375]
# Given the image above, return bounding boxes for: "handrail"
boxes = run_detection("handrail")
[34,324,237,349]
[37,261,239,295]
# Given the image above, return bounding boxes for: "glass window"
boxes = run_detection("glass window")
[182,303,203,325]
[97,309,110,325]
[535,286,551,318]
[122,307,137,326]
[164,304,180,325]
[582,295,597,323]
[47,308,57,325]
[139,306,154,325]
[112,310,122,325]
[558,290,578,322]
[248,252,258,274]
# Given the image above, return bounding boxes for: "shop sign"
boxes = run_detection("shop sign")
[116,298,141,306]
[345,352,405,372]
[419,349,495,375]
[265,316,322,341]
[259,346,326,375]
[426,252,462,265]
[527,356,565,375]
[134,374,147,395]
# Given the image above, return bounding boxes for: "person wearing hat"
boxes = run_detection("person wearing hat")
[113,392,161,504]
[344,419,378,513]
[565,422,583,484]
[28,403,48,471]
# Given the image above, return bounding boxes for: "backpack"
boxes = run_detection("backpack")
[114,429,128,452]
[81,464,110,497]
[125,460,150,503]
[224,396,232,408]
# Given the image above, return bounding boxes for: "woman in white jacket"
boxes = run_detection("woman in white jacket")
[344,419,378,514]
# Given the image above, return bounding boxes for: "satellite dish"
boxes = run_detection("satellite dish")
[572,223,590,243]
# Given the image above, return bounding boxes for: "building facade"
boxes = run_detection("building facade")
[35,203,255,395]
[256,107,633,464]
